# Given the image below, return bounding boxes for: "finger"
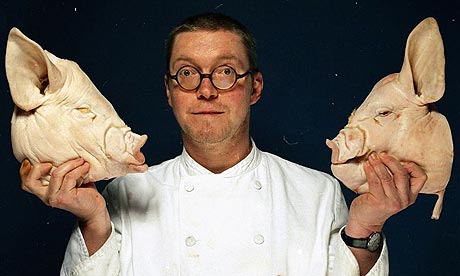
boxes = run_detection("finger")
[20,161,52,200]
[368,152,399,199]
[60,162,90,191]
[19,159,31,179]
[363,158,385,198]
[48,158,85,196]
[379,153,410,205]
[20,160,52,184]
[401,161,427,203]
[47,158,89,207]
[19,160,33,193]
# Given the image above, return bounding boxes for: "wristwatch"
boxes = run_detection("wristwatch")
[340,228,383,252]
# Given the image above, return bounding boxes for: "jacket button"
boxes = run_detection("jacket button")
[184,183,195,192]
[253,180,262,190]
[185,236,197,247]
[253,234,265,245]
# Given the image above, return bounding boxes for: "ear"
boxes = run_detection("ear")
[164,74,173,107]
[398,17,445,104]
[5,28,64,111]
[250,71,263,105]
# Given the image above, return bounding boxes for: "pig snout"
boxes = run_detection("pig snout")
[326,126,368,164]
[105,127,148,168]
[326,127,370,193]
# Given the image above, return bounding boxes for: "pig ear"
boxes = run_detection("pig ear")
[398,17,445,104]
[5,27,64,111]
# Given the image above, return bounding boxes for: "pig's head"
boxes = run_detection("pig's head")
[326,18,453,219]
[5,27,148,184]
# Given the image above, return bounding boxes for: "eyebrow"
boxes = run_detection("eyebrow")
[171,55,245,71]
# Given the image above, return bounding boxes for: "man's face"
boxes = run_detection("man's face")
[165,30,263,145]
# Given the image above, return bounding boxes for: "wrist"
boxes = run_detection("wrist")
[79,208,111,236]
[341,227,384,253]
[78,208,112,256]
[345,219,383,238]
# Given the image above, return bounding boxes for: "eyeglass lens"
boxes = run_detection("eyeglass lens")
[176,65,238,90]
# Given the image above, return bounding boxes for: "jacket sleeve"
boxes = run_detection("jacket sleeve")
[60,182,122,276]
[328,179,389,276]
[60,222,121,276]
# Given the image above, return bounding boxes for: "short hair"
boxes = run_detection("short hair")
[165,12,258,72]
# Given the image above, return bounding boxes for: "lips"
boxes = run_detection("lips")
[326,129,370,193]
[191,111,224,115]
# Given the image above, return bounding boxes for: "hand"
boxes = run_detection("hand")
[20,158,112,254]
[346,152,427,236]
[19,158,107,223]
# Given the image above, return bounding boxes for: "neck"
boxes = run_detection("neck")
[183,135,252,174]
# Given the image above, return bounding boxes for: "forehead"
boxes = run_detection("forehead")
[170,30,248,69]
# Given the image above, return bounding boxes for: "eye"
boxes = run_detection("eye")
[223,67,232,75]
[375,107,392,117]
[378,111,391,117]
[214,66,236,76]
[76,107,91,113]
[178,66,197,78]
[182,70,191,77]
[72,106,96,120]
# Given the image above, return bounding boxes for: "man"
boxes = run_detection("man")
[20,13,426,275]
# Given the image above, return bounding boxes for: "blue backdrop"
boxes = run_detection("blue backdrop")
[0,1,459,275]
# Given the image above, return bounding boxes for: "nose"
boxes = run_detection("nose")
[329,126,367,164]
[104,127,147,164]
[196,77,218,100]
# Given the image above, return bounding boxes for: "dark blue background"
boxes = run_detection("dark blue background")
[0,1,459,275]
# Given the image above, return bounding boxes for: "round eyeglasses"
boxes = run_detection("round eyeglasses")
[167,65,253,91]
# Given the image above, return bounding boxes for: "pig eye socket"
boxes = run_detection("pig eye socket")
[72,107,96,120]
[376,108,392,117]
[76,107,91,113]
[378,111,391,117]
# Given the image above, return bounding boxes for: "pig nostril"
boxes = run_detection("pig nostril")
[125,133,135,144]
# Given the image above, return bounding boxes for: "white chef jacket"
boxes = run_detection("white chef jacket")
[61,143,388,276]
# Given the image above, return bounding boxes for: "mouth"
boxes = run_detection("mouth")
[132,134,148,164]
[331,156,358,166]
[331,153,369,166]
[192,111,225,115]
[326,135,370,166]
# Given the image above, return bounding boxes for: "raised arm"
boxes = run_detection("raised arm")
[20,158,111,255]
[345,152,426,275]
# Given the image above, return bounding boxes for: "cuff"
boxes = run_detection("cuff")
[60,221,120,276]
[333,225,389,276]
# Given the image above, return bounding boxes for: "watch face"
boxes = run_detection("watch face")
[367,232,382,252]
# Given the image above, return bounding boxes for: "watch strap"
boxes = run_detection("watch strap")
[340,228,383,252]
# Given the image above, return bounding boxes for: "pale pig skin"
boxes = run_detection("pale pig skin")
[5,28,148,184]
[326,18,453,219]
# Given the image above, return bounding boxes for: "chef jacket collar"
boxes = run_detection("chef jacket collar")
[180,139,261,177]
